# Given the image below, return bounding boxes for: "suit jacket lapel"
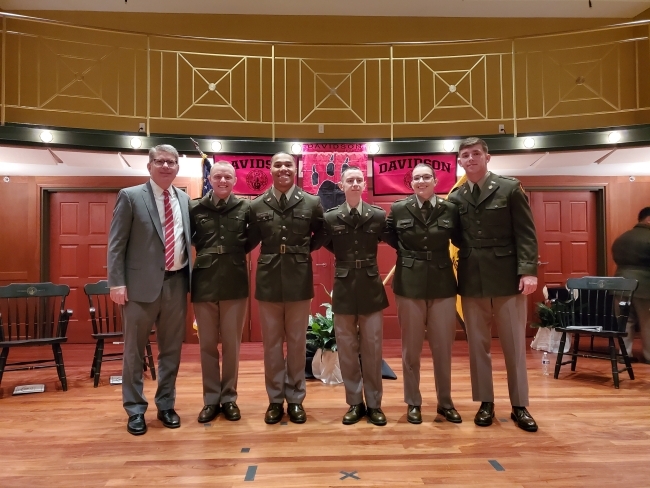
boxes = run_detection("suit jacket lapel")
[336,203,355,227]
[262,188,283,214]
[283,188,304,212]
[223,194,241,214]
[357,202,374,227]
[458,181,476,208]
[428,198,445,223]
[142,181,164,243]
[476,177,499,207]
[405,195,426,225]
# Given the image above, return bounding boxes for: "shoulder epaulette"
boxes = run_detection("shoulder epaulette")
[495,174,519,182]
[325,206,339,213]
[371,204,384,210]
[449,186,461,194]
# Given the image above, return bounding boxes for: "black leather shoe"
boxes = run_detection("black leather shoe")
[511,406,538,432]
[407,405,422,424]
[127,414,147,435]
[157,409,181,429]
[197,404,220,423]
[287,403,306,424]
[264,403,284,424]
[342,403,366,425]
[222,402,241,421]
[474,402,495,427]
[437,406,462,423]
[368,407,387,426]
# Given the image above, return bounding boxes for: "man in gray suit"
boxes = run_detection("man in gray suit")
[614,207,650,362]
[108,144,192,436]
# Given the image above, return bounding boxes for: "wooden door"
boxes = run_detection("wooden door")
[528,191,598,330]
[49,192,117,343]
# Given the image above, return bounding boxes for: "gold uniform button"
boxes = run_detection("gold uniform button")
[282,237,287,241]
[478,230,482,235]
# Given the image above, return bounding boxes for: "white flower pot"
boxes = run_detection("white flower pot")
[311,349,343,385]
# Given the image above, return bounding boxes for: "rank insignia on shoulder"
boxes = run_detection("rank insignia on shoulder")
[325,206,339,212]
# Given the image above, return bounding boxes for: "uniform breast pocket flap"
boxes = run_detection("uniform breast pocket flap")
[258,254,274,264]
[364,222,381,234]
[493,245,515,257]
[293,208,312,220]
[396,218,414,230]
[437,218,453,229]
[193,253,212,269]
[335,267,349,278]
[487,197,508,210]
[458,247,472,259]
[331,224,348,236]
[457,204,468,215]
[257,212,273,222]
[227,213,245,231]
[400,257,415,268]
[365,265,379,277]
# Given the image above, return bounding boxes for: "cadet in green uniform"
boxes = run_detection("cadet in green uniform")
[248,152,324,425]
[318,166,389,426]
[613,207,650,362]
[383,163,462,425]
[448,137,539,433]
[190,161,251,424]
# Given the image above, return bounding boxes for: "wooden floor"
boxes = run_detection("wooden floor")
[1,339,650,487]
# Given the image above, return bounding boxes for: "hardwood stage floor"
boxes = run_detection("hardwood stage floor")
[1,339,649,487]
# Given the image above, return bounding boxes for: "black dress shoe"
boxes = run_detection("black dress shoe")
[222,402,241,421]
[511,406,538,432]
[474,402,495,427]
[342,403,366,425]
[264,403,284,424]
[157,409,181,429]
[437,406,462,424]
[367,407,387,426]
[287,403,307,424]
[197,404,220,423]
[407,405,422,424]
[127,414,147,436]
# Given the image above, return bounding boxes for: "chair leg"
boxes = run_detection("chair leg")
[618,336,635,380]
[571,333,581,371]
[554,331,567,379]
[145,341,156,381]
[94,339,105,388]
[0,348,9,386]
[90,341,100,378]
[52,344,68,392]
[609,337,620,389]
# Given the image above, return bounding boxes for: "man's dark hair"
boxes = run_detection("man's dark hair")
[458,137,489,156]
[638,206,650,222]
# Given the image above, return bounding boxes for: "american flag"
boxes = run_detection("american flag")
[202,156,212,196]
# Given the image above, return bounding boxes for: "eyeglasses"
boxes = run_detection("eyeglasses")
[152,158,178,168]
[412,175,435,182]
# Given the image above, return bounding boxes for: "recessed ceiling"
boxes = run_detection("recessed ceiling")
[2,0,650,18]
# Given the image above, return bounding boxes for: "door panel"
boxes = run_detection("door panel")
[50,192,116,343]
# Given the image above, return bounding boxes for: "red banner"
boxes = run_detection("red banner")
[372,154,457,195]
[301,144,368,211]
[213,154,273,195]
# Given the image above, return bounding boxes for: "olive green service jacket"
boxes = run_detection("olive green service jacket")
[383,195,460,300]
[319,202,389,315]
[189,192,251,303]
[612,223,650,299]
[248,188,324,303]
[448,173,538,298]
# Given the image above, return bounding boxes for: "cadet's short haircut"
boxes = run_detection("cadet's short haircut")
[458,137,489,156]
[638,206,650,222]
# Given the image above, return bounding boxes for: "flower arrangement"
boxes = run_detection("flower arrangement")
[307,302,337,352]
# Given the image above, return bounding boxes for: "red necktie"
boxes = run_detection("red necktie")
[163,189,175,270]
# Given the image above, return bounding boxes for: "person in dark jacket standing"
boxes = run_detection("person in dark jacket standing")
[383,163,462,425]
[190,161,252,424]
[248,152,324,424]
[318,166,389,426]
[448,137,539,433]
[613,207,650,362]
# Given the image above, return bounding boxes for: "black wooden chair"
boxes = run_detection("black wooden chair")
[553,276,638,388]
[84,280,156,387]
[0,282,72,391]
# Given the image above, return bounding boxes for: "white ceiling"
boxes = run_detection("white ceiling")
[1,145,649,178]
[2,0,650,18]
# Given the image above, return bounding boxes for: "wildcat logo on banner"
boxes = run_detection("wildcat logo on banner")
[372,154,457,195]
[301,143,368,211]
[210,154,274,196]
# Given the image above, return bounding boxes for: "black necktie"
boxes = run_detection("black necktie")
[471,183,481,202]
[215,199,226,211]
[421,200,433,222]
[350,207,360,227]
[279,193,288,210]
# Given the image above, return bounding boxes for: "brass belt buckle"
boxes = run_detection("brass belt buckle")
[355,260,361,269]
[217,245,225,254]
[280,244,286,254]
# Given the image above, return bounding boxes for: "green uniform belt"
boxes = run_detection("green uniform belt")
[465,238,512,248]
[398,249,449,260]
[198,245,245,255]
[261,244,310,254]
[336,258,377,269]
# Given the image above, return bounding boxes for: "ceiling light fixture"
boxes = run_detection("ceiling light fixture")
[130,137,142,149]
[608,131,621,144]
[291,143,303,154]
[443,140,455,152]
[211,141,222,152]
[367,143,380,154]
[40,131,53,143]
[523,137,535,149]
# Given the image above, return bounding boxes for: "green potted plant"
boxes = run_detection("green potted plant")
[306,295,342,384]
[530,287,572,353]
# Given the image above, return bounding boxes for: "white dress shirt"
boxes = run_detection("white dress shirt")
[345,200,364,214]
[150,179,188,271]
[415,194,437,208]
[272,185,296,203]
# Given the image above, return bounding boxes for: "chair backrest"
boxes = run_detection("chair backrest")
[0,283,71,343]
[83,280,122,335]
[560,277,639,332]
[546,286,571,302]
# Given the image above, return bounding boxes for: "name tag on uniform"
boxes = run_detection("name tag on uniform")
[257,211,273,221]
[397,218,414,228]
[332,224,346,232]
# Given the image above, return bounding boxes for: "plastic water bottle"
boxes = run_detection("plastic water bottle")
[542,352,550,376]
